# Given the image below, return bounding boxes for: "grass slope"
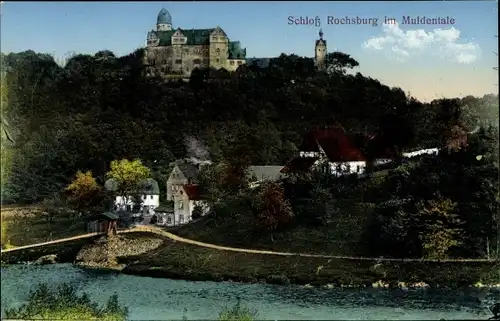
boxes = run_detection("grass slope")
[123,237,499,287]
[1,205,86,247]
[171,201,376,256]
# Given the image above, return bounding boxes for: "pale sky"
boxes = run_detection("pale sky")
[1,1,498,102]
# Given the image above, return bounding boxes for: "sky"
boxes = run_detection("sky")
[1,1,498,102]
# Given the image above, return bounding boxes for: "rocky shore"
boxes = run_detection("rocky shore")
[75,233,163,270]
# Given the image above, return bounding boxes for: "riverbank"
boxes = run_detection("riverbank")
[120,235,500,289]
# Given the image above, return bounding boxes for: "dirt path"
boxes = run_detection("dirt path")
[0,233,102,253]
[2,225,499,263]
[130,225,500,263]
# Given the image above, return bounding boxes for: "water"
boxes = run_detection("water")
[1,264,499,320]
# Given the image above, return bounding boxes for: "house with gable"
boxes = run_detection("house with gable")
[281,126,397,177]
[166,159,210,201]
[104,178,160,213]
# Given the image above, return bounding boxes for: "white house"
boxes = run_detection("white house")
[282,126,373,177]
[104,178,160,214]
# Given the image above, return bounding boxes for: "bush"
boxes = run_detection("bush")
[4,283,129,320]
[218,298,258,321]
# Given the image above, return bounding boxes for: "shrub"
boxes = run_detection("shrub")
[218,298,258,321]
[4,283,129,320]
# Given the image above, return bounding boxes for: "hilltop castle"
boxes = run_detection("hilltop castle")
[143,8,247,78]
[143,8,327,78]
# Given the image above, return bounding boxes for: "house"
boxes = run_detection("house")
[247,165,285,188]
[152,201,175,226]
[281,126,371,176]
[166,159,211,201]
[172,184,210,226]
[104,178,160,214]
[87,212,119,235]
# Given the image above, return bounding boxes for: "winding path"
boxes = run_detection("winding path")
[2,225,499,263]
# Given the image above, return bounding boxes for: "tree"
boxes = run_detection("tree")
[65,171,105,218]
[106,159,151,208]
[326,52,359,75]
[254,182,294,242]
[415,199,464,259]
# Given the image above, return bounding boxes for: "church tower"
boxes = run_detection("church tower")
[315,29,327,71]
[156,8,172,31]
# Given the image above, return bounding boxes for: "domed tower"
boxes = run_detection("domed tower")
[156,8,172,31]
[315,29,327,71]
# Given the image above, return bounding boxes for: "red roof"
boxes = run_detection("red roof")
[182,184,201,200]
[301,126,367,162]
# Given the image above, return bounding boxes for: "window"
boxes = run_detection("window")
[184,49,189,53]
[216,58,220,63]
[143,195,146,200]
[193,59,201,65]
[216,48,220,54]
[171,186,175,191]
[175,59,182,64]
[179,215,184,224]
[151,60,156,66]
[161,67,165,73]
[211,37,217,41]
[230,61,234,65]
[237,61,243,65]
[162,60,166,64]
[179,201,183,209]
[167,216,172,224]
[219,37,225,41]
[150,195,153,199]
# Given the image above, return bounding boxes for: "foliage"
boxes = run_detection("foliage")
[4,283,128,320]
[218,298,257,321]
[65,171,105,217]
[192,205,203,219]
[1,219,13,249]
[254,182,294,238]
[106,159,151,204]
[416,199,463,259]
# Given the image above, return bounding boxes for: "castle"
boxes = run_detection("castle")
[143,8,327,78]
[143,8,247,78]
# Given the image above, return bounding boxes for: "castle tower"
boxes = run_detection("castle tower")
[156,8,172,31]
[315,29,327,71]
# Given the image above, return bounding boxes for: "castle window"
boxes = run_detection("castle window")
[211,37,217,41]
[175,59,182,64]
[216,58,220,63]
[237,61,242,65]
[230,61,234,65]
[193,59,201,65]
[219,37,225,41]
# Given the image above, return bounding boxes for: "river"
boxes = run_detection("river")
[1,264,499,320]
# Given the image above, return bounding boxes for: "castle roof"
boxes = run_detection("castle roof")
[157,8,172,25]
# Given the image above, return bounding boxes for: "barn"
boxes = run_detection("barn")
[87,212,119,235]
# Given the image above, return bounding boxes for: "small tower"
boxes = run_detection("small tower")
[315,29,327,71]
[156,8,172,31]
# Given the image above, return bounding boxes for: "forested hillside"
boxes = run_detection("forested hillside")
[1,49,497,201]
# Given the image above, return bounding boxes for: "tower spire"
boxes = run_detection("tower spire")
[319,28,323,40]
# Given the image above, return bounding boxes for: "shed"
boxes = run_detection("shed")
[87,212,119,235]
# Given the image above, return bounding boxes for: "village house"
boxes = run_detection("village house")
[281,126,394,176]
[166,158,211,201]
[104,178,160,214]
